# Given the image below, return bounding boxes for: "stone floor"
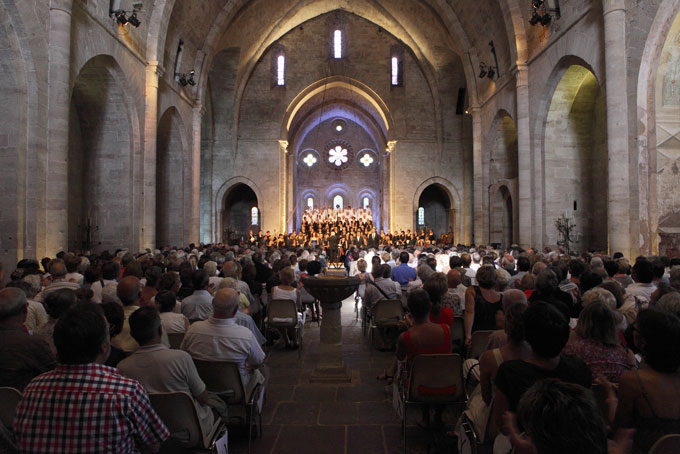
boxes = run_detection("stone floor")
[226,297,461,454]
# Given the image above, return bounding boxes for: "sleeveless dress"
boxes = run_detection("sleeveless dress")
[403,324,451,361]
[471,286,503,332]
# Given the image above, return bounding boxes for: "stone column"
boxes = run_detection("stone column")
[386,140,397,232]
[603,0,631,257]
[515,65,532,248]
[141,62,161,250]
[191,104,205,244]
[278,140,289,233]
[470,107,484,245]
[45,0,74,255]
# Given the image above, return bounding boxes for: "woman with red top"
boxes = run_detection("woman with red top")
[424,272,454,332]
[396,288,451,427]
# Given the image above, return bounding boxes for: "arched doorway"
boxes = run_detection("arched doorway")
[156,108,190,248]
[417,184,451,238]
[490,186,513,248]
[68,55,134,252]
[222,183,259,243]
[544,64,607,251]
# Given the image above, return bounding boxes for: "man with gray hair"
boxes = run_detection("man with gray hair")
[37,259,80,301]
[0,288,55,389]
[217,278,265,345]
[181,288,266,390]
[222,261,259,314]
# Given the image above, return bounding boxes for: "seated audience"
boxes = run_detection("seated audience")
[101,301,126,367]
[118,306,219,438]
[564,300,635,383]
[216,278,266,345]
[181,288,267,391]
[464,265,503,347]
[4,279,47,331]
[270,267,302,349]
[363,264,400,311]
[626,259,656,306]
[612,308,680,454]
[0,288,55,390]
[423,272,453,331]
[91,260,119,303]
[180,269,213,322]
[157,290,189,334]
[140,266,161,307]
[34,288,77,356]
[442,268,465,317]
[493,302,592,433]
[13,303,169,452]
[37,259,80,300]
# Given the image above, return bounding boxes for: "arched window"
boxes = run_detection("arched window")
[333,30,343,59]
[363,197,370,209]
[276,54,285,86]
[251,207,259,226]
[391,56,399,85]
[307,197,314,209]
[417,207,424,226]
[333,195,344,210]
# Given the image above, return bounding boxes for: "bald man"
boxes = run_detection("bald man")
[0,288,55,389]
[181,288,266,390]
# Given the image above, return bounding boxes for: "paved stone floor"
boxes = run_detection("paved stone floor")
[226,297,461,454]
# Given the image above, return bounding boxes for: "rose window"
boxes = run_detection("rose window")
[328,146,348,166]
[303,153,317,167]
[360,153,374,167]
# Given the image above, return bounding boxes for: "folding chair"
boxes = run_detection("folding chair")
[451,317,465,349]
[0,387,21,428]
[401,354,466,453]
[149,391,225,452]
[167,332,185,349]
[369,299,404,351]
[193,360,264,454]
[649,434,680,454]
[467,330,494,360]
[265,298,305,357]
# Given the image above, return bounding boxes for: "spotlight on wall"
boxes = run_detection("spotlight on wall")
[127,11,141,27]
[112,9,127,25]
[176,70,197,87]
[529,0,559,27]
[478,64,488,79]
[478,63,497,80]
[187,70,196,86]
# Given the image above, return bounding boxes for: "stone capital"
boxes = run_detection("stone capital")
[386,140,397,154]
[515,64,529,87]
[50,0,73,14]
[278,140,289,154]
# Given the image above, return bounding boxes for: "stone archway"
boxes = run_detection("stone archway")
[214,177,264,243]
[156,107,190,248]
[222,183,259,243]
[543,64,607,251]
[67,55,136,253]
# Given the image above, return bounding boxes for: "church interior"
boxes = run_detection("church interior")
[1,0,680,453]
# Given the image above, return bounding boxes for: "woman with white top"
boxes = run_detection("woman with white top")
[157,290,189,333]
[271,267,302,349]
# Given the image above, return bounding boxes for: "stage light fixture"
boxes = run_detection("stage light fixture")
[187,70,196,86]
[487,67,496,79]
[478,64,488,79]
[529,11,541,25]
[113,9,127,25]
[128,11,141,27]
[540,13,552,26]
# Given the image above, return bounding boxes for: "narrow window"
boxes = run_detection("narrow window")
[391,56,399,85]
[251,207,259,226]
[333,195,344,210]
[173,40,184,82]
[276,55,285,86]
[307,197,314,209]
[333,30,342,59]
[418,207,424,225]
[363,197,370,209]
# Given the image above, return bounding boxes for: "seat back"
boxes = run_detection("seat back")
[167,332,185,349]
[193,359,244,405]
[373,299,404,326]
[357,282,366,299]
[649,434,680,454]
[299,287,316,304]
[451,317,464,346]
[149,392,203,447]
[408,354,465,404]
[267,299,298,326]
[0,387,21,428]
[468,330,494,359]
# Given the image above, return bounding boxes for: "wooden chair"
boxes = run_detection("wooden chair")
[649,434,680,454]
[149,391,225,452]
[193,360,264,454]
[467,330,494,360]
[0,387,22,429]
[167,332,185,349]
[265,298,305,357]
[369,299,404,350]
[400,354,466,453]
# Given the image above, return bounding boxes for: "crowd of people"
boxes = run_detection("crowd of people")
[0,238,679,453]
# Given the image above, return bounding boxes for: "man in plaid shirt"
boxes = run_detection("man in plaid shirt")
[14,303,169,453]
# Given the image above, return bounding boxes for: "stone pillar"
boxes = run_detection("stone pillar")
[191,104,204,244]
[603,0,631,257]
[515,65,532,248]
[386,140,397,232]
[45,0,74,255]
[470,107,484,245]
[141,61,161,250]
[278,140,289,233]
